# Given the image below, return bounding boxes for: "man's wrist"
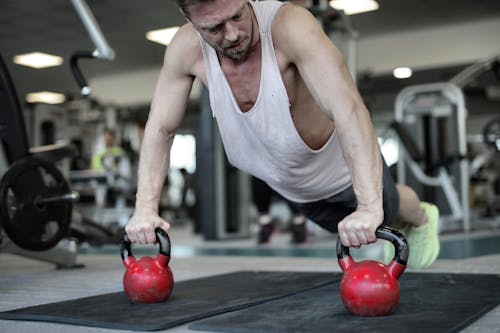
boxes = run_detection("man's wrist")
[357,202,384,220]
[134,201,158,214]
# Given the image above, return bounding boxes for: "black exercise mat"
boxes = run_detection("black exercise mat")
[190,273,500,333]
[0,271,340,331]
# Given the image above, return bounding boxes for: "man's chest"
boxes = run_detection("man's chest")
[194,43,297,113]
[220,56,262,113]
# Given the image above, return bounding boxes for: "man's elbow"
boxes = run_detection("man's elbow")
[145,121,177,142]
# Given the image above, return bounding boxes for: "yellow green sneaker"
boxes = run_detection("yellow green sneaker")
[383,202,440,269]
[406,202,440,269]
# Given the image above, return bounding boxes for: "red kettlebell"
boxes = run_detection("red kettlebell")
[336,226,409,316]
[120,228,174,304]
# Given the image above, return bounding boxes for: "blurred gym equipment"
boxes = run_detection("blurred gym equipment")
[0,53,81,267]
[0,0,115,268]
[393,82,469,232]
[469,117,500,221]
[69,0,115,96]
[391,53,500,232]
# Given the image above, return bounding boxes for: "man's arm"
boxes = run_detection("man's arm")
[125,25,197,244]
[273,5,384,247]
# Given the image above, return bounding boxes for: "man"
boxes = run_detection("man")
[125,0,440,268]
[91,128,125,171]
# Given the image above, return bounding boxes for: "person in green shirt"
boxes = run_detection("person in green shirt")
[92,128,125,171]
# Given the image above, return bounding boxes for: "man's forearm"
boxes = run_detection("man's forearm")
[338,104,383,215]
[134,122,174,213]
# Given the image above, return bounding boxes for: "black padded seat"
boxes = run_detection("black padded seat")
[30,143,76,163]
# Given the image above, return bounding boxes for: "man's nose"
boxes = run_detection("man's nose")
[224,22,239,42]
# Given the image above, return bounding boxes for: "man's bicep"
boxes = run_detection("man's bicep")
[148,54,195,136]
[147,23,199,136]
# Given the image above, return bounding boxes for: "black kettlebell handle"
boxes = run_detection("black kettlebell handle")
[120,228,171,262]
[336,225,409,265]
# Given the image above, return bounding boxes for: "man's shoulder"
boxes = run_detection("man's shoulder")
[272,2,316,37]
[273,2,312,27]
[165,23,202,74]
[171,23,200,53]
[271,3,315,48]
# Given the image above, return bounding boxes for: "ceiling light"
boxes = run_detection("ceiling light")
[393,67,413,79]
[329,0,379,15]
[146,26,180,46]
[26,91,66,104]
[13,52,63,69]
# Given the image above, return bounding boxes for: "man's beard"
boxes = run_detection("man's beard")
[214,12,255,62]
[220,36,252,61]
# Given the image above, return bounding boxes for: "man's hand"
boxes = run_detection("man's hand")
[337,208,383,248]
[125,209,171,244]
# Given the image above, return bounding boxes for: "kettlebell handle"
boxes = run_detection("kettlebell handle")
[120,228,171,265]
[336,226,408,265]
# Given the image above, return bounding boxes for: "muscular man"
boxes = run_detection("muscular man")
[125,0,440,268]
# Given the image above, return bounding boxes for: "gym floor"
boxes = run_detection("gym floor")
[1,223,500,333]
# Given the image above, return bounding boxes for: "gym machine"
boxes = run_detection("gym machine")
[392,82,470,232]
[0,0,114,267]
[69,0,115,95]
[464,56,500,221]
[391,53,500,232]
[468,116,500,221]
[0,52,81,267]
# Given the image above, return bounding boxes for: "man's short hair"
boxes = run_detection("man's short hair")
[176,0,216,16]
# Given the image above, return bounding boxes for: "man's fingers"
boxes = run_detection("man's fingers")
[366,231,377,243]
[160,220,171,232]
[126,217,171,245]
[337,221,350,247]
[146,230,157,244]
[347,232,361,248]
[135,232,147,245]
[338,221,378,247]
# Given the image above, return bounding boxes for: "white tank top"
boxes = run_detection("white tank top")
[198,0,352,203]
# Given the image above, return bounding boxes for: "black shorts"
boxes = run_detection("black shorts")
[288,159,399,233]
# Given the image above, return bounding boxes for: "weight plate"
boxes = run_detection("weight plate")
[0,156,72,251]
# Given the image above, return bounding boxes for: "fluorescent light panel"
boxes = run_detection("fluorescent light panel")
[146,26,180,46]
[329,0,379,15]
[13,52,63,69]
[393,67,413,79]
[26,91,66,104]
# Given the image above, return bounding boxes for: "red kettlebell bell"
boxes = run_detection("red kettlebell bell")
[336,226,409,316]
[120,228,174,304]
